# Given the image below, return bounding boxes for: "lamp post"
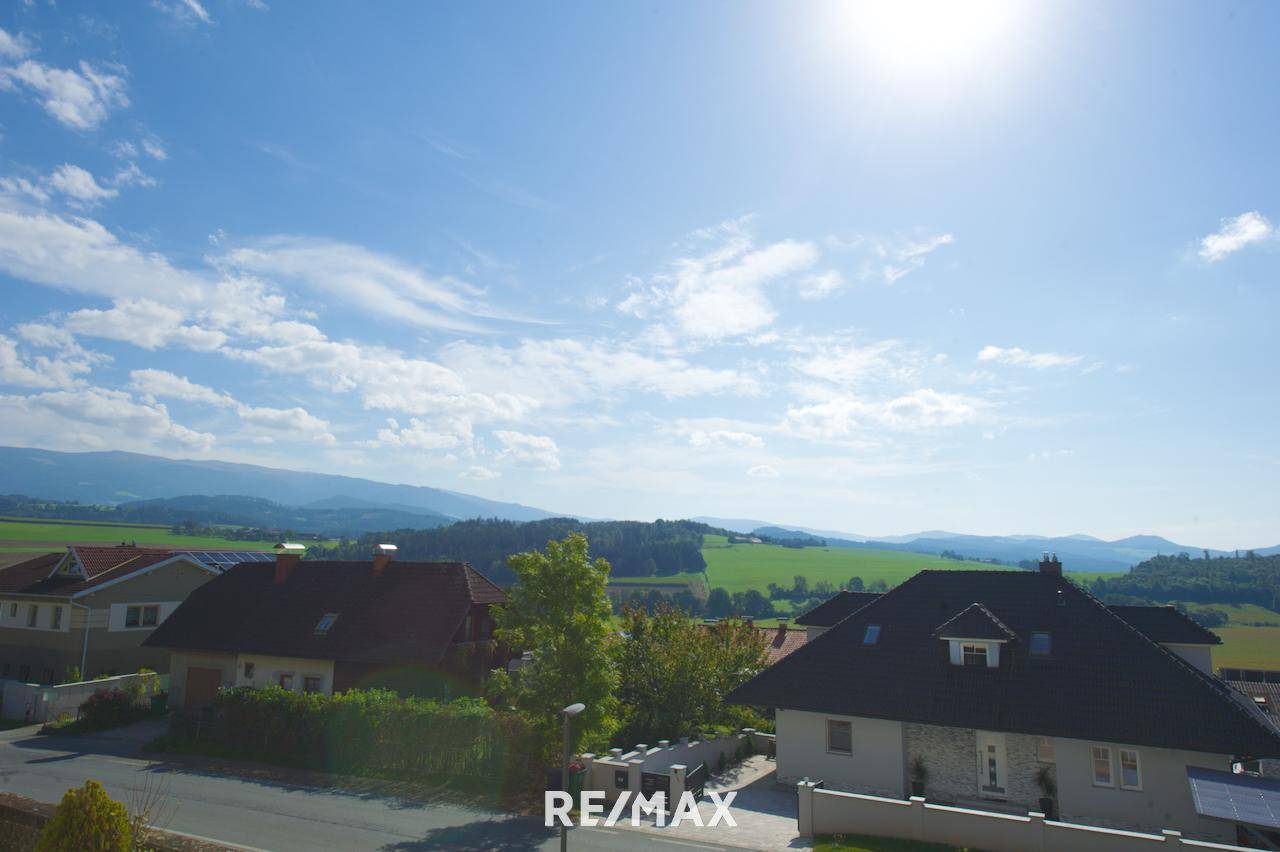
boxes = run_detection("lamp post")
[560,702,585,852]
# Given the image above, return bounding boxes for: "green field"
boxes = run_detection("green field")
[1213,627,1280,669]
[608,572,706,587]
[1183,602,1280,627]
[0,518,275,564]
[701,534,1006,613]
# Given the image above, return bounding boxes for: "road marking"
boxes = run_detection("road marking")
[155,828,272,852]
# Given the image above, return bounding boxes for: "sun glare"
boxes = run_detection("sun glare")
[837,0,1022,77]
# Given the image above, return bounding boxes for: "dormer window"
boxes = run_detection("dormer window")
[962,643,988,667]
[1030,631,1052,656]
[862,624,881,645]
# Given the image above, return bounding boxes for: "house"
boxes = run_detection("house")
[146,544,509,710]
[794,590,882,641]
[728,556,1280,843]
[0,544,266,683]
[758,622,806,664]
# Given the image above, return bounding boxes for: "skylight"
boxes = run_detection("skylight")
[863,624,881,645]
[314,613,340,635]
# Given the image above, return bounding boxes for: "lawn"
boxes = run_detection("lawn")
[1184,602,1280,626]
[0,518,274,551]
[1212,627,1280,669]
[817,834,971,851]
[608,572,706,587]
[701,534,1007,599]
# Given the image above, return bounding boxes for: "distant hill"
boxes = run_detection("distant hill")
[0,493,452,538]
[0,447,568,522]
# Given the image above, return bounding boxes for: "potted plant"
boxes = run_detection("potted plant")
[1036,765,1058,820]
[909,755,929,798]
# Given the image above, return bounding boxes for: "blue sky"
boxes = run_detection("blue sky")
[0,0,1276,548]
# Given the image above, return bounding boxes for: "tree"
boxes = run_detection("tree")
[868,578,889,593]
[847,576,865,592]
[37,780,132,852]
[732,589,774,618]
[706,587,732,618]
[488,533,618,759]
[792,575,809,597]
[613,604,768,744]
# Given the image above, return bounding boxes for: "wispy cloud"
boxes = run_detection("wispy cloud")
[977,345,1084,370]
[1198,211,1273,262]
[0,58,129,130]
[151,0,213,26]
[494,429,561,470]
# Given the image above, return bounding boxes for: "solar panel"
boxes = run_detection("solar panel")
[1188,766,1280,829]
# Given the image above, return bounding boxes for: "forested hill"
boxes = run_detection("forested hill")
[322,518,716,585]
[1087,552,1280,607]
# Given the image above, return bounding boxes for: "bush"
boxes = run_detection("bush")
[36,780,132,852]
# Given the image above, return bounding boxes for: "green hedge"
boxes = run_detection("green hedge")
[171,687,536,786]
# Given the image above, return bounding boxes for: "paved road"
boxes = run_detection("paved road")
[0,724,747,852]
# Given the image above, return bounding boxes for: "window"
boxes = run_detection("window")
[862,624,881,645]
[18,665,30,682]
[1091,745,1113,786]
[51,606,62,630]
[26,605,37,628]
[125,605,159,628]
[1037,736,1056,763]
[962,643,988,667]
[1119,749,1142,790]
[827,719,853,754]
[277,673,294,690]
[243,662,255,680]
[303,676,322,693]
[1030,631,1052,656]
[314,613,339,635]
[7,602,15,618]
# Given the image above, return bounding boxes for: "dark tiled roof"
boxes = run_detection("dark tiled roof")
[0,550,196,597]
[1225,678,1280,719]
[1108,605,1222,645]
[146,560,506,666]
[795,591,882,626]
[933,602,1018,641]
[0,553,63,592]
[728,570,1280,757]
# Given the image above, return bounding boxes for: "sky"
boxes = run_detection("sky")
[0,0,1277,548]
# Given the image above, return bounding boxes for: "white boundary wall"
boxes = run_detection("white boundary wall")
[799,781,1250,852]
[0,672,167,721]
[580,728,777,804]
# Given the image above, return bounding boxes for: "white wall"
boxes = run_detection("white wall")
[234,653,334,695]
[0,600,70,632]
[1162,643,1214,674]
[777,709,904,796]
[106,601,182,632]
[1053,734,1235,843]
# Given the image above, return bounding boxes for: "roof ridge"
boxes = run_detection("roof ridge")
[1069,577,1280,752]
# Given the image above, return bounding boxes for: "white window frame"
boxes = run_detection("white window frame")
[826,719,853,755]
[277,672,295,690]
[1091,745,1114,787]
[962,642,989,667]
[1119,748,1142,791]
[302,674,324,694]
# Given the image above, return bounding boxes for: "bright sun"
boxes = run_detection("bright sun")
[836,0,1023,77]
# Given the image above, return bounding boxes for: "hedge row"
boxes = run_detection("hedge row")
[171,687,536,785]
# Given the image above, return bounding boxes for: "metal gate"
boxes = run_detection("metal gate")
[641,770,671,799]
[686,762,707,801]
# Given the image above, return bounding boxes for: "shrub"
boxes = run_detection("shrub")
[36,780,132,852]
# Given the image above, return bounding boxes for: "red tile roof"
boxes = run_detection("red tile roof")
[0,553,63,593]
[758,625,807,664]
[71,545,177,577]
[0,547,213,597]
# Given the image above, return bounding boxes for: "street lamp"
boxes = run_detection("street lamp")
[560,702,585,852]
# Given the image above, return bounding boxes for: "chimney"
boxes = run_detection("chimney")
[372,543,397,577]
[274,542,305,584]
[1039,551,1062,576]
[778,622,788,636]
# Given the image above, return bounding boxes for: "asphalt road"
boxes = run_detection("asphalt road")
[0,725,743,852]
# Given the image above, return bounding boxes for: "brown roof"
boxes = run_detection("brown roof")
[71,545,178,577]
[0,547,226,597]
[0,553,63,593]
[758,625,807,664]
[146,559,506,667]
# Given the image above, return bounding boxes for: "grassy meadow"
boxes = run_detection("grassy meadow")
[0,518,275,567]
[1212,627,1280,669]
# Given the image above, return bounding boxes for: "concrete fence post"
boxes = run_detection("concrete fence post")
[1027,811,1046,852]
[909,796,926,841]
[796,779,819,838]
[670,764,687,813]
[580,753,596,791]
[628,758,645,796]
[659,739,671,749]
[1162,829,1183,847]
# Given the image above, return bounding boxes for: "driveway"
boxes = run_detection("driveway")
[621,755,809,850]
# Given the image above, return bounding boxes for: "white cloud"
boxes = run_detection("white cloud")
[688,429,763,449]
[793,339,933,389]
[798,270,845,300]
[0,175,50,204]
[130,368,229,406]
[110,163,156,189]
[1028,449,1075,462]
[0,387,215,452]
[746,464,779,478]
[828,230,955,285]
[494,429,561,470]
[371,416,471,451]
[218,237,490,333]
[1,60,129,130]
[64,299,228,351]
[0,29,32,61]
[784,388,982,440]
[0,333,95,389]
[459,465,499,480]
[620,220,819,341]
[140,134,168,161]
[1198,211,1273,262]
[152,0,213,25]
[47,164,118,206]
[977,345,1084,370]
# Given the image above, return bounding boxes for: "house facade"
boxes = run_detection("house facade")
[0,545,251,683]
[731,557,1280,844]
[147,544,509,709]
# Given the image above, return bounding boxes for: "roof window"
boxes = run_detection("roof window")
[862,624,881,645]
[1030,631,1052,656]
[314,613,340,635]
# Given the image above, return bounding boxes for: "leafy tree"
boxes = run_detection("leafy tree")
[488,533,618,759]
[613,604,768,744]
[706,587,732,618]
[731,589,774,618]
[868,578,889,593]
[792,575,809,597]
[847,576,865,591]
[37,780,131,852]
